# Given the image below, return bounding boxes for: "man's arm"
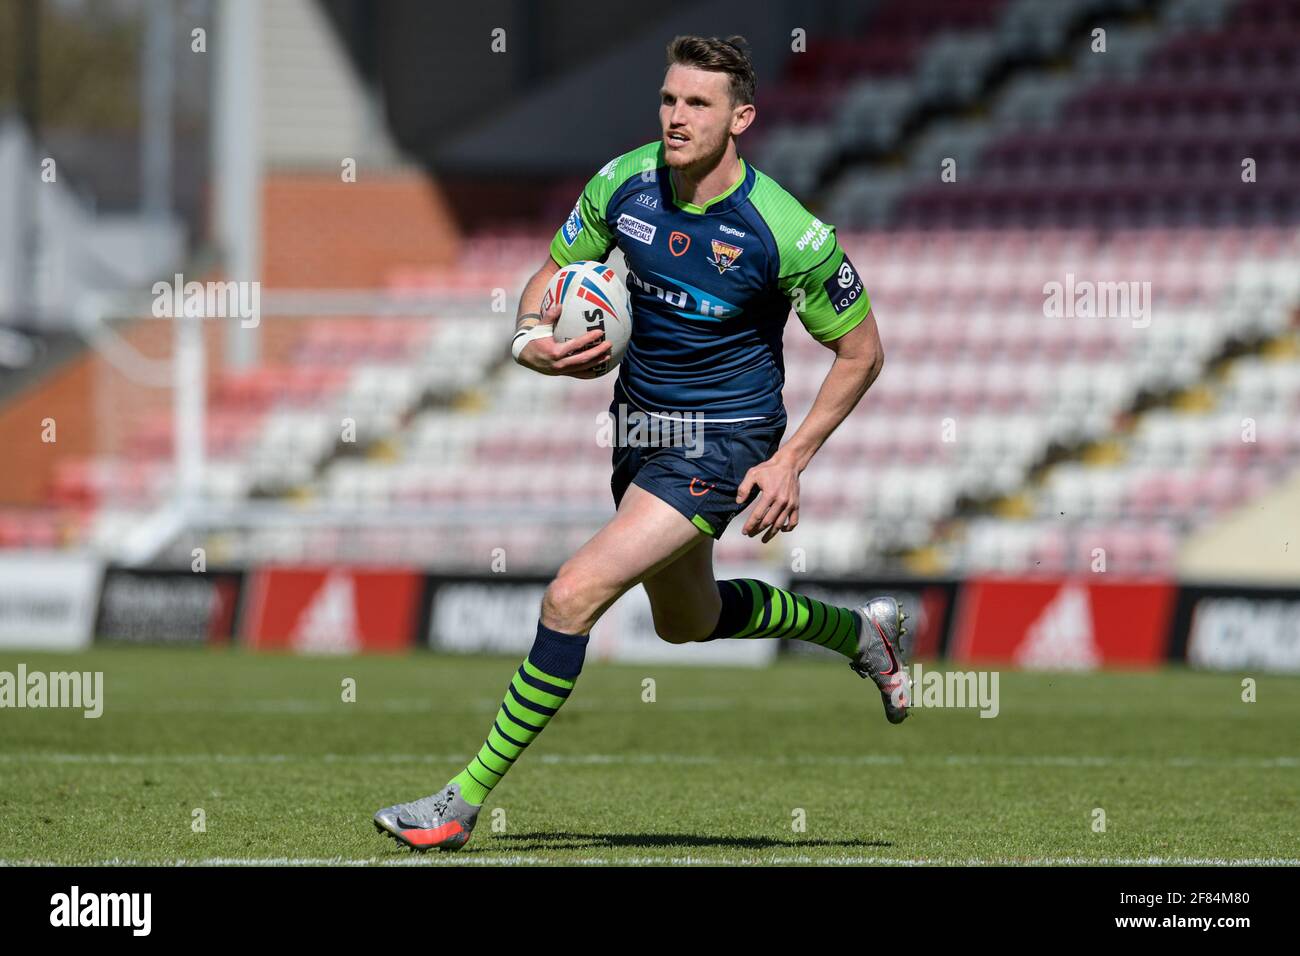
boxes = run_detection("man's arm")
[515,256,560,334]
[513,255,611,377]
[774,309,883,473]
[522,147,643,375]
[738,310,883,540]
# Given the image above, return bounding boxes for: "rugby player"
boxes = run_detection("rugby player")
[375,34,909,852]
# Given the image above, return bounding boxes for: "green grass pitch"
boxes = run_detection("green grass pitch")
[1,647,1297,866]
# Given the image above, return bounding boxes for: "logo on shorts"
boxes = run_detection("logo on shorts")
[688,477,715,497]
[616,214,656,245]
[708,239,744,274]
[669,231,691,256]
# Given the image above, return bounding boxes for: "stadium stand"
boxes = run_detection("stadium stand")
[88,220,1288,577]
[6,0,1300,585]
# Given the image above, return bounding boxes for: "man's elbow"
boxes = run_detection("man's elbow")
[864,341,884,387]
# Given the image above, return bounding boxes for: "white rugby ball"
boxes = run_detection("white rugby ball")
[541,260,632,377]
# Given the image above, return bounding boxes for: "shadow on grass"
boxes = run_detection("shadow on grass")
[470,832,892,852]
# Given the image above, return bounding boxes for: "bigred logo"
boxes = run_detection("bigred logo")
[952,578,1175,669]
[243,567,422,653]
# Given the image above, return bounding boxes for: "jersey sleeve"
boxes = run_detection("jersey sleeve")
[549,143,664,267]
[548,163,619,266]
[749,170,871,343]
[781,237,871,343]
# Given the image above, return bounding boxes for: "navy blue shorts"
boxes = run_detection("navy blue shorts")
[608,386,788,539]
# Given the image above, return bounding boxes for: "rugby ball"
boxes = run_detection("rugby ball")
[541,260,632,377]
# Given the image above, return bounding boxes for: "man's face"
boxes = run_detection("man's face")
[659,63,741,170]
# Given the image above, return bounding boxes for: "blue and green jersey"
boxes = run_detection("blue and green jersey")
[550,140,870,420]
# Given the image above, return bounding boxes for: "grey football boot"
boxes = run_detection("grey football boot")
[849,596,912,724]
[374,781,481,852]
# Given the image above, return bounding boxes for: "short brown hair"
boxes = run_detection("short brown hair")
[665,35,756,107]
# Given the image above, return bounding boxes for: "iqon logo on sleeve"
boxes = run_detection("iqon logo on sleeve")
[823,257,864,315]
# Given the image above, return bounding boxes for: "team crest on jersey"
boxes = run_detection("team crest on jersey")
[708,239,744,274]
[669,231,691,256]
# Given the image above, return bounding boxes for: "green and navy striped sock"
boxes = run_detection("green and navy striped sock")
[703,578,862,660]
[450,621,588,806]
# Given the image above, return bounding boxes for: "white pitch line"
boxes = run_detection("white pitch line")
[91,697,1296,718]
[3,855,1299,867]
[0,752,1296,769]
[105,697,843,715]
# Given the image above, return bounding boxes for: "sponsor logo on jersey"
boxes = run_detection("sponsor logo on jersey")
[718,224,746,238]
[708,239,744,274]
[616,213,657,245]
[635,193,659,209]
[627,267,740,321]
[562,205,584,246]
[598,157,619,181]
[796,217,831,253]
[669,231,691,256]
[823,255,864,315]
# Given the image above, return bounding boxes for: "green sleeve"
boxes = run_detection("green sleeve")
[749,169,871,342]
[782,240,871,342]
[548,142,664,266]
[549,171,616,265]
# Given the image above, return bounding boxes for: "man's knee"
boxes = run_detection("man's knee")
[541,568,615,634]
